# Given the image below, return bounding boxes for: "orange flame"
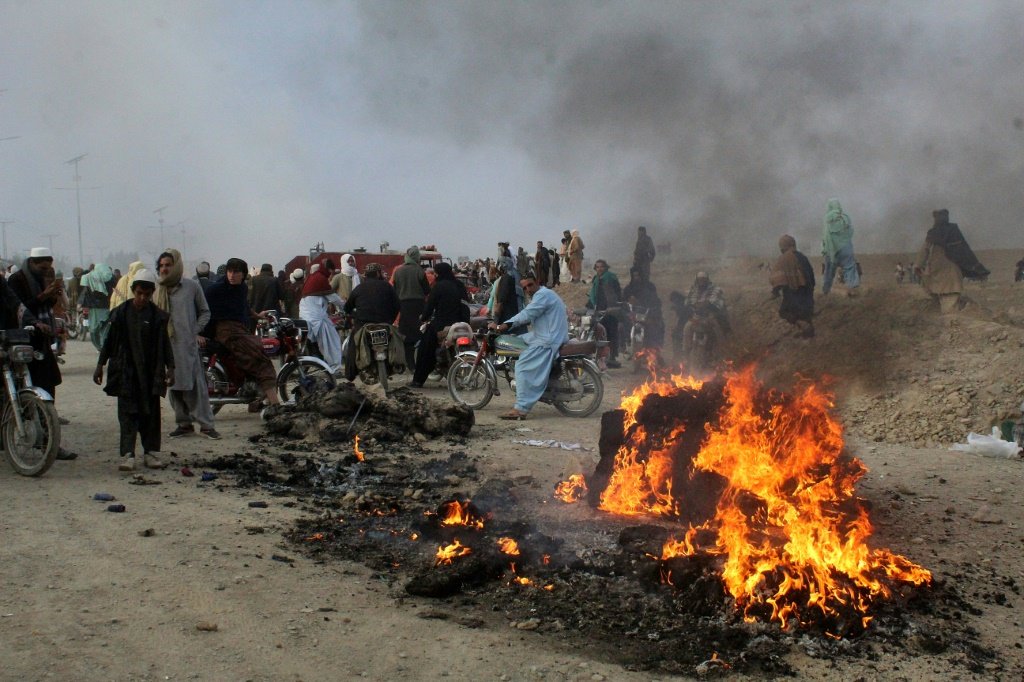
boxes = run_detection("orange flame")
[439,500,485,530]
[601,365,932,633]
[554,474,588,503]
[304,532,325,542]
[434,539,471,566]
[353,435,365,462]
[497,537,521,555]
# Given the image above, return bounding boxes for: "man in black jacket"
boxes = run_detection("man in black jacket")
[343,262,400,381]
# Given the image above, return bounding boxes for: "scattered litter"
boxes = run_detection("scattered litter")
[200,472,218,482]
[195,621,219,632]
[93,493,116,502]
[180,467,194,477]
[950,428,1021,459]
[511,439,593,452]
[248,501,269,508]
[129,474,162,486]
[271,554,295,563]
[106,504,126,513]
[138,528,156,537]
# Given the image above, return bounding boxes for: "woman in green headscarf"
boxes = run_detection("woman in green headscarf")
[821,198,859,295]
[79,263,115,352]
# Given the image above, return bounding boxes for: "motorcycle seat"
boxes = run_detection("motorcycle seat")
[291,319,309,332]
[469,316,490,331]
[204,338,230,357]
[558,340,596,357]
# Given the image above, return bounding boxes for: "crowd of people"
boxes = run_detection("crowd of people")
[0,205,1001,467]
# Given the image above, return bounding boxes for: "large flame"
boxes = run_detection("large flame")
[594,366,931,633]
[439,500,486,530]
[554,474,588,503]
[435,539,471,566]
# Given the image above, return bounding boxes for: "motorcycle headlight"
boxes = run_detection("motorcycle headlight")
[10,345,35,363]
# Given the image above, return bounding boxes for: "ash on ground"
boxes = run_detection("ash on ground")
[196,430,1004,678]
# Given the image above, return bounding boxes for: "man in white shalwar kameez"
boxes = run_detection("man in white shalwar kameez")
[299,259,345,372]
[490,275,568,420]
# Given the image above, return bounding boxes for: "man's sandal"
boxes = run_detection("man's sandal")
[499,410,527,421]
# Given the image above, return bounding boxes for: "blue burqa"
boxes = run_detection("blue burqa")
[503,286,569,413]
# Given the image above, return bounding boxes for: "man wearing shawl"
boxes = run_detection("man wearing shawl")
[392,246,431,370]
[489,274,569,420]
[249,263,284,318]
[490,257,521,325]
[300,259,345,371]
[770,235,816,338]
[632,226,656,281]
[155,249,220,439]
[568,230,585,283]
[914,209,989,314]
[343,263,401,382]
[534,241,551,286]
[79,263,115,352]
[821,199,860,295]
[331,254,361,302]
[588,259,623,368]
[410,262,469,387]
[94,269,174,471]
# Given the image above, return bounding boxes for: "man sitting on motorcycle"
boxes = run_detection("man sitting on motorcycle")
[204,257,281,411]
[342,262,401,382]
[672,271,730,358]
[587,259,623,368]
[489,274,569,420]
[620,266,665,357]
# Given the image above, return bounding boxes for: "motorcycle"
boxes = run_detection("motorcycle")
[447,328,604,417]
[203,313,335,413]
[0,328,60,476]
[340,320,404,394]
[424,309,489,383]
[73,305,90,343]
[680,303,720,376]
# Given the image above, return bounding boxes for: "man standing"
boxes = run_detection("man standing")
[489,274,569,420]
[392,246,431,370]
[194,261,214,294]
[632,226,656,280]
[79,263,115,353]
[204,258,281,411]
[821,199,860,296]
[94,269,174,471]
[155,249,220,440]
[587,259,623,368]
[535,241,551,286]
[299,259,345,372]
[568,230,585,283]
[8,247,76,460]
[249,263,284,317]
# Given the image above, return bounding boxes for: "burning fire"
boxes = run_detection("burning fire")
[591,365,932,633]
[554,474,588,503]
[497,537,520,555]
[434,539,472,566]
[353,435,365,462]
[438,500,486,530]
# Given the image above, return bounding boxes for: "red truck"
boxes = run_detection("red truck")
[284,243,446,279]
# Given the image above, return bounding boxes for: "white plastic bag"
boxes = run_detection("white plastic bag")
[950,427,1022,459]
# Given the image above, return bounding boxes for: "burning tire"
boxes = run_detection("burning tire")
[2,393,60,476]
[447,355,495,410]
[552,359,603,418]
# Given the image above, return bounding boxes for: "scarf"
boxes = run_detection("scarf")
[111,261,145,310]
[20,260,55,327]
[155,248,184,337]
[771,235,807,290]
[340,254,361,288]
[81,263,114,294]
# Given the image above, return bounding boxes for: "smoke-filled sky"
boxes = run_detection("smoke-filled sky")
[1,1,1022,269]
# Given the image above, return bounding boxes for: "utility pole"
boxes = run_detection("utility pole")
[55,154,99,267]
[40,233,60,253]
[0,219,15,263]
[149,205,168,248]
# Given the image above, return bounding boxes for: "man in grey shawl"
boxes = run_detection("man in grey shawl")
[155,249,221,439]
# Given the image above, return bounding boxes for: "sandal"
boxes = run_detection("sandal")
[499,410,528,421]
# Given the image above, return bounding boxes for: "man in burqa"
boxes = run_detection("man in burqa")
[770,235,816,338]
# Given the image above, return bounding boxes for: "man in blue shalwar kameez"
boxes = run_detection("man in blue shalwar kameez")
[490,275,568,420]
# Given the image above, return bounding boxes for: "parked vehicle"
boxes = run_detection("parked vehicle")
[0,328,60,476]
[447,328,604,417]
[203,313,335,412]
[341,322,403,394]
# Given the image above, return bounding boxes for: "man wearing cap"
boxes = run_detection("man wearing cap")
[300,259,344,371]
[204,258,281,411]
[391,246,430,370]
[193,261,213,294]
[8,247,78,459]
[285,268,304,318]
[155,249,220,440]
[93,269,175,471]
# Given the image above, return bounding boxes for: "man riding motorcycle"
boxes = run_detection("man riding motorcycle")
[203,258,281,411]
[671,271,730,358]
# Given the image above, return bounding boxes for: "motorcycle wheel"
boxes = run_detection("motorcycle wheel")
[2,393,60,476]
[206,365,229,415]
[447,356,494,410]
[278,360,337,404]
[552,360,604,418]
